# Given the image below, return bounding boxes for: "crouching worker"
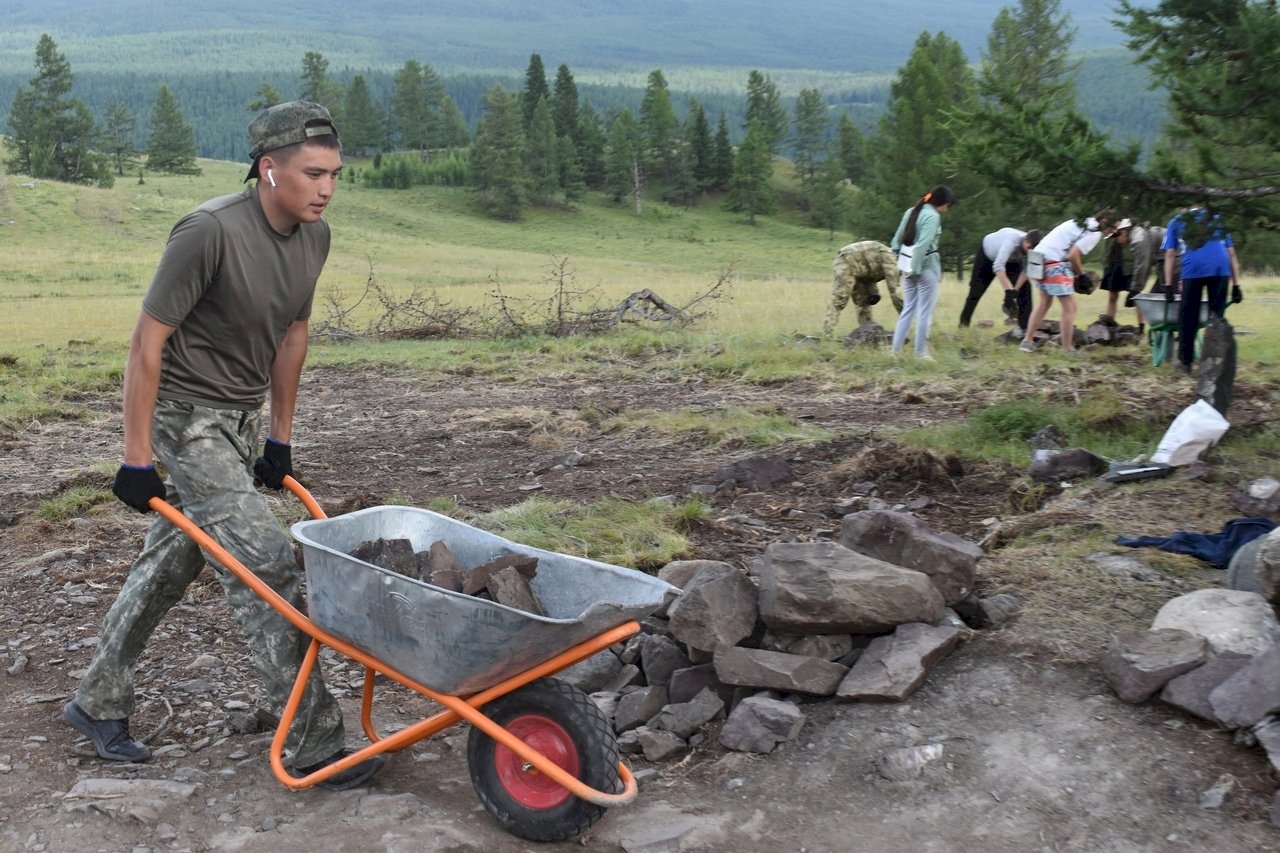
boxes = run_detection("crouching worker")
[63,102,383,790]
[825,240,904,337]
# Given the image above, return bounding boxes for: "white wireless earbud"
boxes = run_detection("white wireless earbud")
[267,169,276,187]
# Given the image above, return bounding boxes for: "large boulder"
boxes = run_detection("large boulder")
[758,542,944,635]
[1210,644,1280,728]
[667,563,759,655]
[835,623,963,701]
[838,510,981,604]
[1099,629,1208,703]
[1152,588,1280,655]
[713,646,848,696]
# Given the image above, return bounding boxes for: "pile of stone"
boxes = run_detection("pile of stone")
[348,538,544,616]
[1100,542,1280,819]
[556,510,1017,762]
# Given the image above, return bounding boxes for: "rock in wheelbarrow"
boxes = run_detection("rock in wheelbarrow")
[350,537,418,576]
[415,540,465,592]
[459,554,546,616]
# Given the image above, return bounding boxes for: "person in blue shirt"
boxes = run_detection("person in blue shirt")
[1160,206,1242,373]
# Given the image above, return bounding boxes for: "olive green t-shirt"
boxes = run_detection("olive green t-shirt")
[142,188,329,410]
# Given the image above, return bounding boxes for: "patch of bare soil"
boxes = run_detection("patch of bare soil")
[2,365,1278,852]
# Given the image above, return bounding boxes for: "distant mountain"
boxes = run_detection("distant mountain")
[1,0,1130,77]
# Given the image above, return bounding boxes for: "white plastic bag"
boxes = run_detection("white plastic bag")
[1151,399,1230,466]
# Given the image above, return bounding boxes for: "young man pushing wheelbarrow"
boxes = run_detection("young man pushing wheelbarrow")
[62,101,383,790]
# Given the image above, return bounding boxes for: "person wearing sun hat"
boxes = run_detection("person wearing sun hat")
[62,102,382,790]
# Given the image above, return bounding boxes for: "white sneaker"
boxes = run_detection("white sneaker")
[1018,341,1036,353]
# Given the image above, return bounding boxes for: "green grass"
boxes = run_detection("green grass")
[471,495,706,570]
[37,484,114,521]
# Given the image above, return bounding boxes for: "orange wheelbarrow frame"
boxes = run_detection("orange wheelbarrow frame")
[148,477,638,807]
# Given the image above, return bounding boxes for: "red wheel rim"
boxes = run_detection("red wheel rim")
[494,714,581,809]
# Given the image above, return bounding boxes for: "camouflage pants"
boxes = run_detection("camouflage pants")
[825,276,904,337]
[76,400,345,767]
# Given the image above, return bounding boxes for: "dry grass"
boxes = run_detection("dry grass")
[979,474,1245,662]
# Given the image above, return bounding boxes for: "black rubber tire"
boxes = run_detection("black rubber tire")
[467,677,620,842]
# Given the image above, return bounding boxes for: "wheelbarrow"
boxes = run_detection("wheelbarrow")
[1133,292,1209,367]
[149,478,677,842]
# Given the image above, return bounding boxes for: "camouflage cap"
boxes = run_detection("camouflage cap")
[244,100,339,181]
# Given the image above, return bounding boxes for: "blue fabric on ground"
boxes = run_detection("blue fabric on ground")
[1115,517,1277,569]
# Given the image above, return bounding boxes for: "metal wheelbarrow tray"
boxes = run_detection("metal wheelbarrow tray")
[291,504,676,696]
[1133,293,1209,326]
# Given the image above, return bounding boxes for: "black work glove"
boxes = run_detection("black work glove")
[253,437,293,489]
[1164,286,1175,302]
[866,290,881,306]
[1232,284,1243,304]
[1002,289,1018,315]
[112,464,166,513]
[1124,290,1138,308]
[1073,272,1094,294]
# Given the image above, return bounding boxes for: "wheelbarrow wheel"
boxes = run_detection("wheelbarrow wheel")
[467,677,620,842]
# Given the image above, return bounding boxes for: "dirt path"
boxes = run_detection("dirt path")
[2,367,1277,851]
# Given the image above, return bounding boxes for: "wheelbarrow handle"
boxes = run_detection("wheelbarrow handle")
[144,475,326,634]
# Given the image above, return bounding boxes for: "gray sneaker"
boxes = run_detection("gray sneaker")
[1018,340,1036,353]
[64,700,151,762]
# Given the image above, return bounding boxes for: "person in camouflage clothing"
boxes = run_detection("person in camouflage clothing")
[63,102,383,791]
[825,240,903,336]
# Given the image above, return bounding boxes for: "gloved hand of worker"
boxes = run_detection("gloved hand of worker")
[1232,284,1244,304]
[1073,272,1095,294]
[1124,290,1138,308]
[1002,289,1018,315]
[253,437,293,489]
[1164,286,1176,303]
[866,290,881,306]
[112,464,166,513]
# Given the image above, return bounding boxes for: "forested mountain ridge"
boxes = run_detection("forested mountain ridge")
[1,0,1127,77]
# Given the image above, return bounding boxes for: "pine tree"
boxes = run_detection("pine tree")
[471,85,529,220]
[640,69,679,184]
[982,0,1078,108]
[248,82,281,112]
[712,112,734,191]
[300,51,344,125]
[390,60,445,151]
[4,34,109,185]
[726,118,776,224]
[791,88,828,184]
[685,99,714,193]
[745,70,788,154]
[100,100,139,176]
[524,95,559,201]
[577,103,607,189]
[521,53,550,131]
[559,135,586,202]
[604,109,641,208]
[865,32,981,270]
[807,147,851,238]
[835,114,868,184]
[437,97,471,149]
[551,64,580,145]
[146,85,200,175]
[343,74,386,154]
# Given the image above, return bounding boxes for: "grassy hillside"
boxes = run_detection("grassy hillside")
[4,151,1279,368]
[0,154,848,356]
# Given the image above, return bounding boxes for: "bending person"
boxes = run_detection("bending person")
[1020,210,1121,355]
[826,240,903,337]
[958,227,1041,333]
